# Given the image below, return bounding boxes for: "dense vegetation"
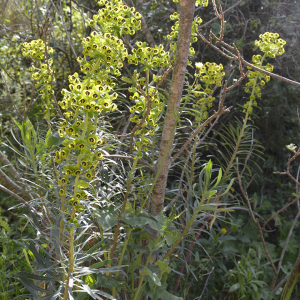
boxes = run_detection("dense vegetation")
[0,0,299,299]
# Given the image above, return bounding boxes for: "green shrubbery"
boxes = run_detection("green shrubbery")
[0,0,300,299]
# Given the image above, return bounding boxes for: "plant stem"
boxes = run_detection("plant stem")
[132,238,159,300]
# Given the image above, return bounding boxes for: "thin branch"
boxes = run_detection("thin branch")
[0,61,22,84]
[229,206,269,224]
[236,158,278,275]
[263,196,300,231]
[197,31,300,88]
[257,221,278,275]
[194,267,214,300]
[0,168,33,202]
[272,207,300,287]
[198,0,248,30]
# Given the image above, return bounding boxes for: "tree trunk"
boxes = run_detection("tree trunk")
[151,0,195,215]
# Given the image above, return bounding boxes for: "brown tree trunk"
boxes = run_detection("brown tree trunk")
[151,0,196,215]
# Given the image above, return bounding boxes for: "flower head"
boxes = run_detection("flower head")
[221,228,227,234]
[195,62,203,69]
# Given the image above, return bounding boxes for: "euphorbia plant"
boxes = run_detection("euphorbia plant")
[0,0,295,299]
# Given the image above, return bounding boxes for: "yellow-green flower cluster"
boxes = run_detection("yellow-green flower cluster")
[195,62,225,88]
[255,32,286,58]
[167,14,201,46]
[128,42,170,69]
[244,55,273,99]
[167,14,201,61]
[129,87,163,128]
[22,39,54,60]
[81,31,127,74]
[244,32,286,103]
[22,39,55,121]
[86,0,141,36]
[54,2,143,217]
[58,72,117,118]
[192,62,224,120]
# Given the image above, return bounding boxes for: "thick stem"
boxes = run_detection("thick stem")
[152,0,196,215]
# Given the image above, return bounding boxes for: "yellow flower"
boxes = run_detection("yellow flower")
[221,228,227,234]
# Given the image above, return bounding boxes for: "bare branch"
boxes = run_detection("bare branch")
[197,31,300,88]
[198,0,248,30]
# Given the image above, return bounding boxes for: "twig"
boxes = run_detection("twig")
[229,206,269,224]
[197,31,300,88]
[194,267,214,300]
[0,150,22,181]
[198,0,247,30]
[236,158,278,275]
[263,196,300,231]
[0,184,32,211]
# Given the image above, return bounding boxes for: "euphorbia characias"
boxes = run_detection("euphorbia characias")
[16,0,289,298]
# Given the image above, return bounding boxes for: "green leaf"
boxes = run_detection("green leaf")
[96,209,118,230]
[84,274,96,287]
[221,178,235,196]
[121,76,132,83]
[95,275,125,289]
[213,168,223,188]
[141,267,161,286]
[160,290,183,300]
[14,120,22,130]
[128,254,142,272]
[86,239,108,255]
[165,231,182,246]
[229,283,240,292]
[90,260,112,268]
[208,190,217,198]
[45,132,65,148]
[0,218,10,232]
[78,180,90,189]
[155,261,171,274]
[123,212,165,233]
